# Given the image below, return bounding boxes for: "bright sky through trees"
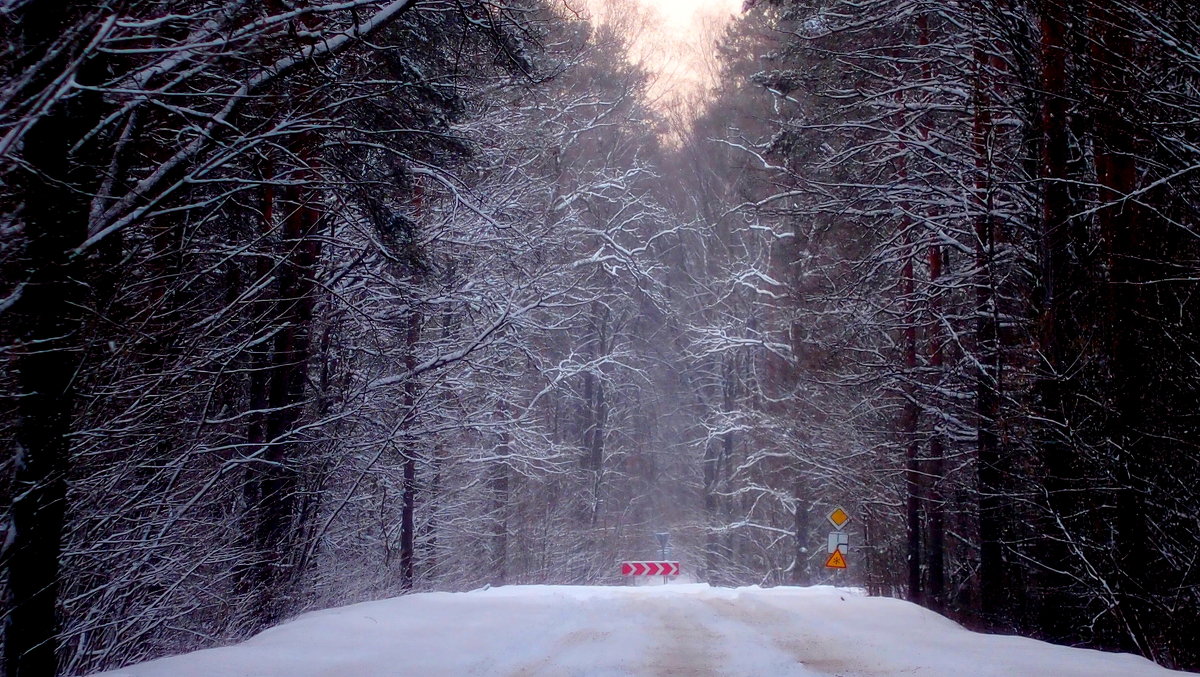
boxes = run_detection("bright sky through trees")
[580,0,744,104]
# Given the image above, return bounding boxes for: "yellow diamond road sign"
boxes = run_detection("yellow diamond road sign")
[828,507,850,530]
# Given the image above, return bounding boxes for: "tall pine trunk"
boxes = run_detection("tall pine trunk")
[242,136,322,626]
[4,7,108,673]
[972,39,1006,627]
[491,413,511,586]
[1090,0,1150,654]
[896,138,923,605]
[1033,2,1080,641]
[915,12,945,611]
[400,306,422,590]
[926,241,946,611]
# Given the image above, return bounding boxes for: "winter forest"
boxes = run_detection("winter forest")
[2,0,1199,674]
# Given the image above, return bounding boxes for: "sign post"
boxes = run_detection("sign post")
[825,506,850,570]
[654,532,671,583]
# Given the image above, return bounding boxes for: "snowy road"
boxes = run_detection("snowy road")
[96,584,1186,677]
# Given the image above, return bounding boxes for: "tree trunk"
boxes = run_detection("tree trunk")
[6,109,87,677]
[914,12,945,611]
[491,424,511,587]
[792,477,808,584]
[703,422,720,582]
[243,135,322,625]
[400,306,422,590]
[1034,2,1080,641]
[926,242,946,611]
[1090,0,1150,654]
[396,184,429,590]
[896,144,923,604]
[972,39,1006,627]
[4,7,107,673]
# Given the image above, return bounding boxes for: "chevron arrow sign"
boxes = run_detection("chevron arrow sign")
[620,561,680,576]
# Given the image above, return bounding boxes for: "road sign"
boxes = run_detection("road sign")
[653,532,671,564]
[827,531,848,554]
[825,549,847,569]
[620,561,680,576]
[827,507,851,530]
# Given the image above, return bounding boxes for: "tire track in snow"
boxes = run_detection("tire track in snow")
[508,628,615,677]
[632,592,818,676]
[701,592,891,677]
[636,596,724,676]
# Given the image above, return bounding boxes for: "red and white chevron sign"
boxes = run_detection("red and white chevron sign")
[620,561,680,576]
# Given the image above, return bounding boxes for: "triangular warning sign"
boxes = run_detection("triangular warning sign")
[825,549,847,569]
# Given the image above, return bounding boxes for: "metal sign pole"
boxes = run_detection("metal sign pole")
[655,532,670,583]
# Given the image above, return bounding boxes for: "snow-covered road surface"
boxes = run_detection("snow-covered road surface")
[95,584,1186,677]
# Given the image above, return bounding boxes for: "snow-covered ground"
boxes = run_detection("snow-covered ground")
[94,584,1187,677]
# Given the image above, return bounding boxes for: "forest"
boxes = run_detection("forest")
[1,0,1198,674]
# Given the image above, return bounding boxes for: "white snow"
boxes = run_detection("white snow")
[93,584,1187,677]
